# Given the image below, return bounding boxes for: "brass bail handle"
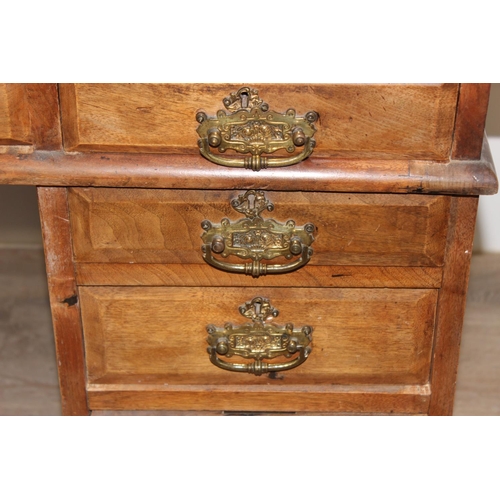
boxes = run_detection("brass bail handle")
[196,87,319,171]
[200,190,316,278]
[206,297,313,376]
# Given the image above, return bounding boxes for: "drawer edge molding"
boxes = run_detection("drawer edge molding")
[75,263,444,288]
[86,383,431,414]
[0,137,497,195]
[74,263,444,288]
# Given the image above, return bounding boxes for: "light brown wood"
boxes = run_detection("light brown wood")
[0,84,62,150]
[24,84,63,150]
[68,188,450,268]
[59,83,459,160]
[452,84,491,160]
[0,146,496,195]
[1,83,495,416]
[91,410,427,416]
[79,286,437,390]
[37,187,89,416]
[87,384,431,414]
[75,263,443,288]
[0,84,31,145]
[6,249,500,416]
[428,196,478,415]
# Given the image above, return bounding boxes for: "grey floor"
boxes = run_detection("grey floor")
[0,248,498,416]
[0,249,61,415]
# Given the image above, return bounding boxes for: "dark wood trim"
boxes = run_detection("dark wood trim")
[1,138,497,195]
[451,84,491,160]
[37,187,89,416]
[428,196,478,415]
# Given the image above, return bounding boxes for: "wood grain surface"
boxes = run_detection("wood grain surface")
[24,84,63,150]
[90,409,428,416]
[0,84,62,149]
[0,146,496,195]
[0,84,31,145]
[0,83,494,417]
[75,263,443,288]
[4,250,500,416]
[59,83,459,160]
[428,196,478,415]
[68,188,450,268]
[87,384,431,414]
[79,286,437,388]
[451,84,491,160]
[37,187,89,416]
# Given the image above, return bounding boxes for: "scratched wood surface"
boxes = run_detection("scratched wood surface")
[37,187,89,415]
[0,146,497,196]
[59,83,459,160]
[68,188,450,268]
[428,197,479,415]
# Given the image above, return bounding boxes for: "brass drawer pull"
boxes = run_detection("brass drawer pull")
[206,297,313,376]
[196,87,318,171]
[201,190,316,278]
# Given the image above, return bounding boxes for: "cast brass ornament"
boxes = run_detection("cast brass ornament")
[206,297,313,376]
[201,190,316,278]
[196,87,319,171]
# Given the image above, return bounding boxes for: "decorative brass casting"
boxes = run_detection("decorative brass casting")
[201,190,315,278]
[206,297,313,376]
[196,87,319,171]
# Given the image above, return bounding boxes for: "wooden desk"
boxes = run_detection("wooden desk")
[0,84,497,415]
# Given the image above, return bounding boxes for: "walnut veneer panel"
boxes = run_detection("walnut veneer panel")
[69,188,450,268]
[59,83,459,160]
[79,287,437,386]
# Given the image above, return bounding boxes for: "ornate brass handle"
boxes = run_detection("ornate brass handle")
[196,87,318,171]
[201,190,316,278]
[206,297,313,376]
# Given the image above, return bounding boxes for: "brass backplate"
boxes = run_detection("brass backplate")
[206,297,313,376]
[201,190,316,278]
[196,87,318,171]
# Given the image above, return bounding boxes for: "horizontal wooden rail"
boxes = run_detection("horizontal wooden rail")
[0,135,497,195]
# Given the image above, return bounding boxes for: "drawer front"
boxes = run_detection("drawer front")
[80,286,437,387]
[0,84,30,146]
[59,83,458,161]
[69,188,450,271]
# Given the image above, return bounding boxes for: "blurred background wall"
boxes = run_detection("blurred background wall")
[0,84,499,252]
[476,83,500,252]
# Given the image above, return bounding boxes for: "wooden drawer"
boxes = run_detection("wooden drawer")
[80,286,436,413]
[59,84,459,161]
[69,188,450,287]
